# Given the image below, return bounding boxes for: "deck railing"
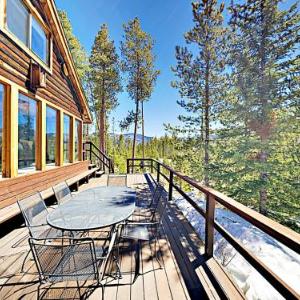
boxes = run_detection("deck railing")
[83,141,114,173]
[127,158,300,299]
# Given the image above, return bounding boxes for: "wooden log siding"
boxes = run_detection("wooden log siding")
[0,161,89,209]
[0,32,82,118]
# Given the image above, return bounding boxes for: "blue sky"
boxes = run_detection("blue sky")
[55,0,195,137]
[55,0,298,137]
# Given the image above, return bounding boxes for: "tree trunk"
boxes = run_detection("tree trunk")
[132,100,139,160]
[141,101,145,159]
[99,96,106,154]
[259,150,268,215]
[204,60,210,186]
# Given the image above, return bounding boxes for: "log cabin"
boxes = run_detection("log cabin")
[0,1,299,299]
[0,0,93,219]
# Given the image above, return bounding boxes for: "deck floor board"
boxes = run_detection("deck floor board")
[0,173,240,300]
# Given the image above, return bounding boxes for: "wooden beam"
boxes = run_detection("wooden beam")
[70,116,75,162]
[205,194,216,257]
[36,101,46,170]
[3,84,18,177]
[78,120,83,161]
[56,110,64,166]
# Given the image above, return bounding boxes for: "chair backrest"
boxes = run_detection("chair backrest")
[18,193,48,237]
[53,181,72,205]
[151,194,168,224]
[149,184,164,208]
[107,174,127,187]
[29,238,98,283]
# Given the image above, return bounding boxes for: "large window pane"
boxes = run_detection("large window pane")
[63,114,70,163]
[74,120,81,161]
[46,106,56,165]
[31,17,48,63]
[7,0,29,46]
[0,85,4,173]
[18,94,36,170]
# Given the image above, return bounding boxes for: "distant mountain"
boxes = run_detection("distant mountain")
[110,133,153,144]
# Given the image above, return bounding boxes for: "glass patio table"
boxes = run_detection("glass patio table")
[47,186,136,231]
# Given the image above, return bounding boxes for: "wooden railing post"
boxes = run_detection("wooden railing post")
[157,163,160,183]
[127,159,130,174]
[151,159,154,173]
[168,171,173,201]
[205,194,216,257]
[89,142,92,162]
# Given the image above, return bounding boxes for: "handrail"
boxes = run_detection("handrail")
[127,158,300,299]
[83,141,114,173]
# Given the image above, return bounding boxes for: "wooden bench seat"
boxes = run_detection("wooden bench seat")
[0,167,99,225]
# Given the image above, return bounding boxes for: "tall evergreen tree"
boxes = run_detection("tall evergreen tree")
[58,11,89,84]
[228,0,300,215]
[171,0,227,185]
[89,24,122,153]
[120,17,159,160]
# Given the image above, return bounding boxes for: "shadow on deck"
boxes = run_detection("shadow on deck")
[0,173,242,300]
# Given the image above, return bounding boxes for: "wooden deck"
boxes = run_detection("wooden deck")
[0,174,242,300]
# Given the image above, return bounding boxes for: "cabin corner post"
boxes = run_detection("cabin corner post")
[205,194,216,257]
[36,101,46,170]
[4,84,19,177]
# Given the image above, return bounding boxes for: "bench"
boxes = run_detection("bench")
[0,167,99,225]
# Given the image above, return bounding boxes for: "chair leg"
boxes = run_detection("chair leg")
[20,249,31,273]
[154,237,162,269]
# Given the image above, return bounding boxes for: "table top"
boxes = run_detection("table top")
[47,186,136,231]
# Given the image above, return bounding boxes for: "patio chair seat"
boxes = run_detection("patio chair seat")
[121,224,152,241]
[34,242,99,283]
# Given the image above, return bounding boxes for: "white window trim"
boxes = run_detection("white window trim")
[0,0,53,74]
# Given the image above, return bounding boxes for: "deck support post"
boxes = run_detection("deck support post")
[205,194,216,257]
[157,163,160,183]
[168,171,173,201]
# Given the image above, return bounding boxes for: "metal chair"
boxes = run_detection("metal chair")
[17,193,62,240]
[53,181,72,205]
[131,184,165,220]
[118,195,168,279]
[17,193,63,272]
[29,233,117,298]
[107,174,127,187]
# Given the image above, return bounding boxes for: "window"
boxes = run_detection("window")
[6,0,49,64]
[0,84,4,173]
[46,106,56,165]
[74,120,81,161]
[31,17,48,63]
[63,114,70,163]
[6,0,29,46]
[18,94,37,170]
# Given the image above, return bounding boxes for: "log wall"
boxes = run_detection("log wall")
[0,161,89,209]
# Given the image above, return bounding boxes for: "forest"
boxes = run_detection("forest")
[59,0,300,233]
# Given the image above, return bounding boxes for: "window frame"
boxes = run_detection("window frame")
[1,0,52,73]
[63,113,71,164]
[45,104,57,166]
[17,92,38,172]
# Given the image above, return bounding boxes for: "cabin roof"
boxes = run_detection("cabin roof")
[42,0,92,123]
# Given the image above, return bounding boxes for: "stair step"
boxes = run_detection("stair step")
[88,164,96,170]
[96,170,105,177]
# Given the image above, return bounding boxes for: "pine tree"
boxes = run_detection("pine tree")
[89,24,122,153]
[171,0,227,185]
[228,0,300,215]
[120,17,159,160]
[58,11,89,84]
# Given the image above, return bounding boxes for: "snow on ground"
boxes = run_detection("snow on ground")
[173,193,300,300]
